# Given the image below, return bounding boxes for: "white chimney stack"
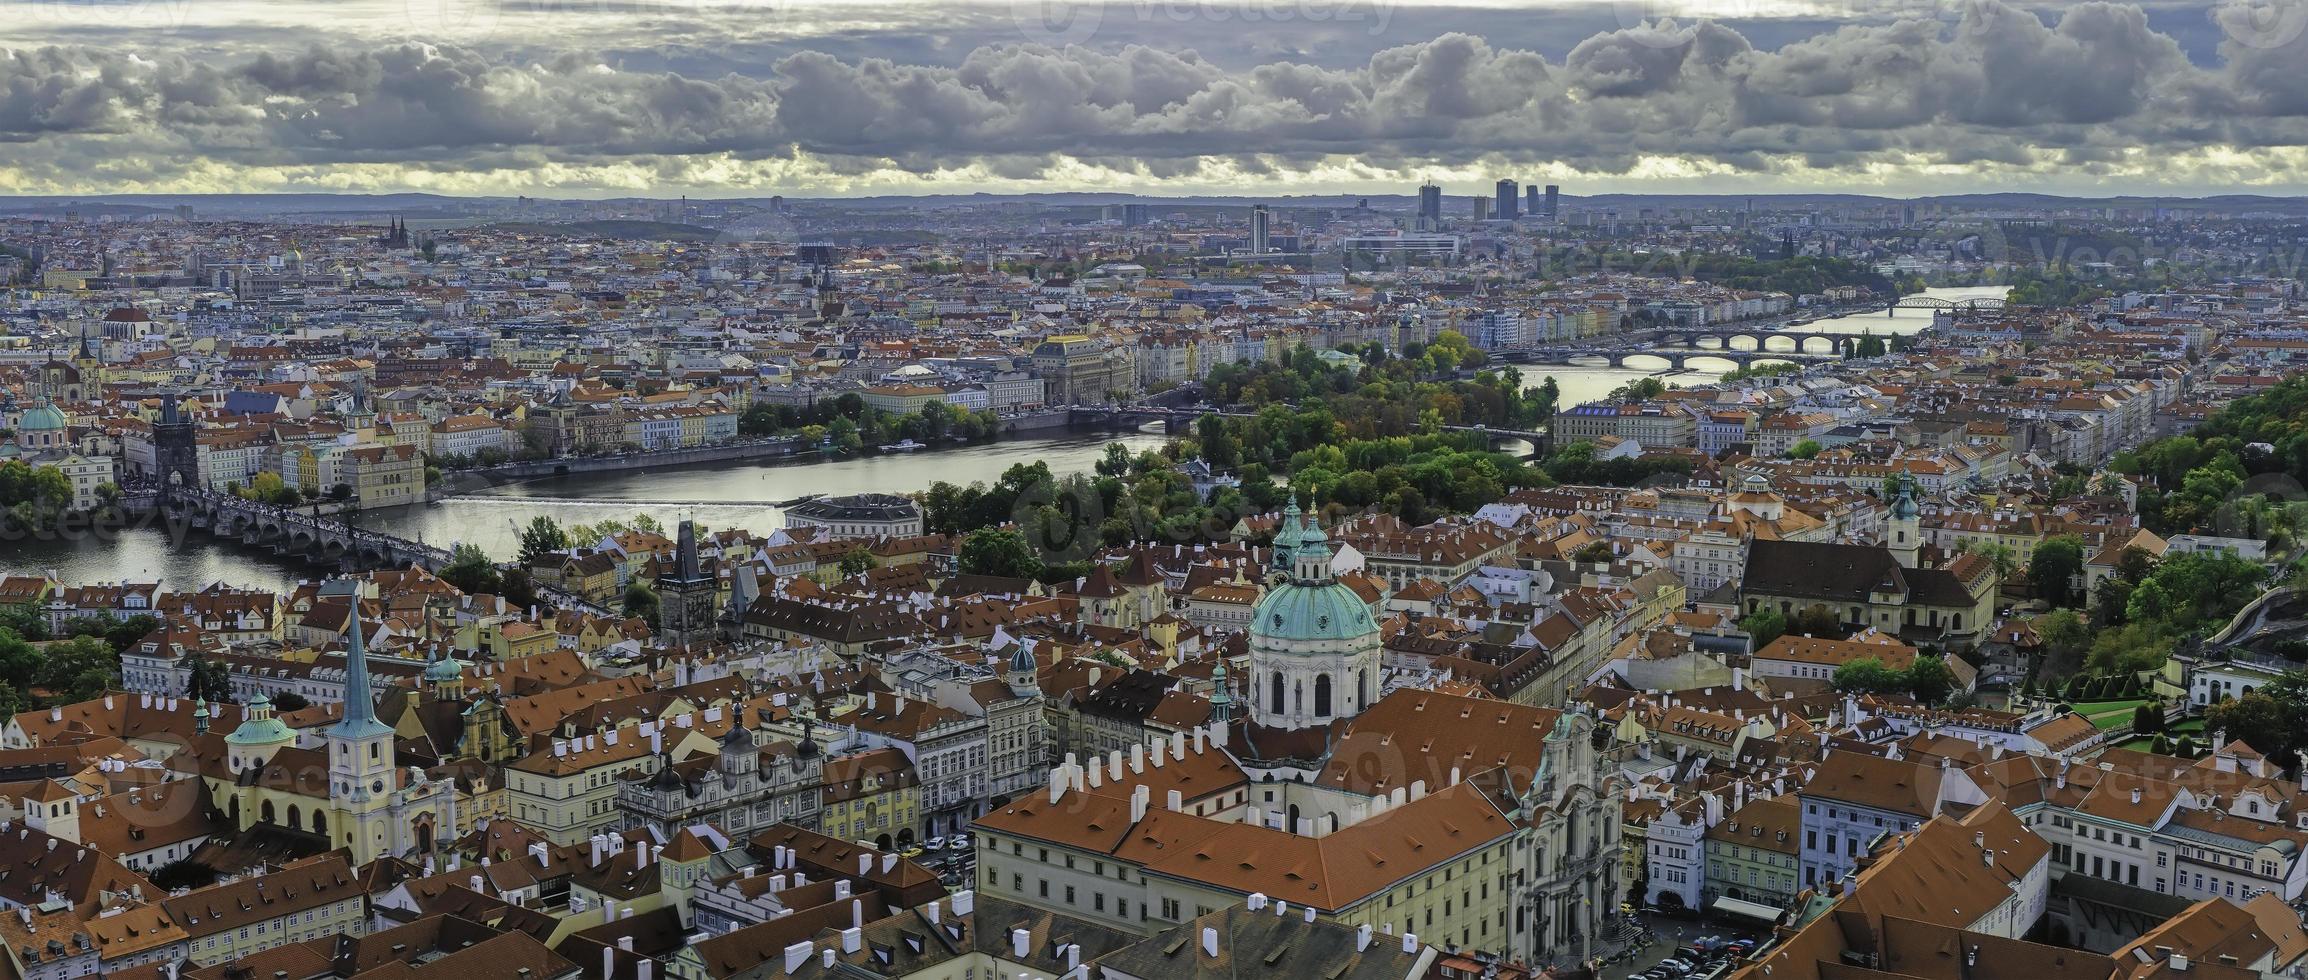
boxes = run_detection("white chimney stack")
[1201,927,1219,958]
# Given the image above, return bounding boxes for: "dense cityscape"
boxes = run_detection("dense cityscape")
[0,182,2302,980]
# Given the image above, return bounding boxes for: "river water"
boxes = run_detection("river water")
[1,432,1170,593]
[2,286,2006,592]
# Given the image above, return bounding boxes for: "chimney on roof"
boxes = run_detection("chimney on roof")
[1013,928,1032,960]
[951,890,974,916]
[1403,933,1419,954]
[1201,927,1220,959]
[1356,924,1373,952]
[783,942,813,975]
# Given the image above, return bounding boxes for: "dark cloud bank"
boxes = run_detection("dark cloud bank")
[5,0,2308,191]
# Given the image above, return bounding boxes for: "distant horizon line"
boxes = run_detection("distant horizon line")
[7,189,2308,207]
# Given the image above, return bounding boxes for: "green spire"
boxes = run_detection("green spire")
[331,616,393,740]
[1270,498,1304,570]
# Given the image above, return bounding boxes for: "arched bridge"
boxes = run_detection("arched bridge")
[1519,348,1840,371]
[117,487,612,613]
[1646,330,1865,355]
[1888,295,2006,311]
[157,489,451,570]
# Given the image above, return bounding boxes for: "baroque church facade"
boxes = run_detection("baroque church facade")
[1217,503,1631,968]
[198,618,462,863]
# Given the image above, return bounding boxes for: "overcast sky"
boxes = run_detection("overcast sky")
[5,0,2308,198]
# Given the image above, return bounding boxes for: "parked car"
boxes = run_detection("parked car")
[924,836,947,853]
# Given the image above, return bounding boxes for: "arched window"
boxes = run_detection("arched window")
[1270,672,1285,713]
[1358,668,1370,708]
[312,811,328,835]
[261,800,276,824]
[286,805,300,830]
[1314,675,1333,717]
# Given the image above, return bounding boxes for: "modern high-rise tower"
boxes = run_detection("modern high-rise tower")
[1417,183,1442,230]
[1249,204,1271,254]
[1495,179,1520,220]
[1543,184,1561,220]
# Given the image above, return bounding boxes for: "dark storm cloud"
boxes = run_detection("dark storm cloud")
[4,0,2308,189]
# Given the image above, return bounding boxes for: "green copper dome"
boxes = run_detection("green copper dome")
[1250,580,1375,644]
[18,399,64,432]
[424,654,467,684]
[1890,485,1920,520]
[225,694,296,746]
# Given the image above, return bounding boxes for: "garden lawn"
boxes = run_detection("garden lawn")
[2073,698,2151,731]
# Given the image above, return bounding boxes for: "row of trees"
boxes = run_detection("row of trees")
[228,471,352,507]
[739,392,1005,453]
[2025,548,2269,680]
[0,611,158,717]
[2111,375,2308,544]
[1200,335,1559,439]
[2208,673,2308,766]
[0,460,76,533]
[1832,655,1960,706]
